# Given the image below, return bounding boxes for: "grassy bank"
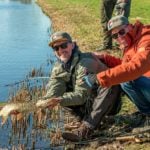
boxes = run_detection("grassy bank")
[37,0,100,51]
[37,0,150,114]
[37,0,150,51]
[37,0,150,149]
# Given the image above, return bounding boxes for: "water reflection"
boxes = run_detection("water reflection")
[0,113,64,149]
[10,0,32,4]
[0,0,53,101]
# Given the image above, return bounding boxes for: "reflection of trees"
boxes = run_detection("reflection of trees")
[10,0,32,4]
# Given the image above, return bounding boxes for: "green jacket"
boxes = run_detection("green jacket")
[45,46,107,107]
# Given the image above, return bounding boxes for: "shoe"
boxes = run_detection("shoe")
[62,123,93,142]
[64,121,81,131]
[142,115,150,127]
[132,114,150,133]
[129,111,146,128]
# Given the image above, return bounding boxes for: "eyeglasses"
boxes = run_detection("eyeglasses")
[52,42,69,51]
[112,29,127,39]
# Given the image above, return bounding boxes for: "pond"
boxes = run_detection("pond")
[0,109,64,149]
[0,0,55,101]
[0,0,65,149]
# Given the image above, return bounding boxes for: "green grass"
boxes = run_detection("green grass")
[46,0,150,23]
[130,0,150,24]
[45,0,150,51]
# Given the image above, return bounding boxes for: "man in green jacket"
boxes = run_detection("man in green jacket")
[98,0,131,51]
[40,31,121,142]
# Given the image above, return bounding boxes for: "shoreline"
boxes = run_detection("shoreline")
[37,0,101,52]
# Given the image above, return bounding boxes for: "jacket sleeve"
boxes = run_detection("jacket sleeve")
[92,52,122,68]
[44,71,67,99]
[99,54,122,68]
[97,49,150,87]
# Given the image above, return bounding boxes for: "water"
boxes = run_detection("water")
[0,2,66,149]
[0,111,64,149]
[0,0,55,101]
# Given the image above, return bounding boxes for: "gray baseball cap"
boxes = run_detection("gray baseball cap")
[49,31,72,47]
[107,15,129,31]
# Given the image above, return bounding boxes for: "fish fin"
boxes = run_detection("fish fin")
[1,116,8,126]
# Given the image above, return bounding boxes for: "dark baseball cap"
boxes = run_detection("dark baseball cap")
[49,31,72,47]
[107,15,129,31]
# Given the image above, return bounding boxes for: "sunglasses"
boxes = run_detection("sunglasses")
[52,42,69,51]
[112,29,127,39]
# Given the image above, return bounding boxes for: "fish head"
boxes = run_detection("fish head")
[0,104,19,125]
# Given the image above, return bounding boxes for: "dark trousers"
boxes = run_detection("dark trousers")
[84,85,121,129]
[65,85,122,129]
[100,0,131,47]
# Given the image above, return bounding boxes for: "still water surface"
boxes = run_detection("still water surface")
[0,0,54,101]
[0,0,62,149]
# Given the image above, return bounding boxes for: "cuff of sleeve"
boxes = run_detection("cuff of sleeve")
[96,73,110,87]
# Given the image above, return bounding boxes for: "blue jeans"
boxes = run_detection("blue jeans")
[121,76,150,115]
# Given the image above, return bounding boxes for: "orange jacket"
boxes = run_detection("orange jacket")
[97,21,150,87]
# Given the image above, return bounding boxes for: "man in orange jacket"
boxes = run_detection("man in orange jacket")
[84,15,150,116]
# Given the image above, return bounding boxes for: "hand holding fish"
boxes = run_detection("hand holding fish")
[36,98,61,109]
[0,98,62,125]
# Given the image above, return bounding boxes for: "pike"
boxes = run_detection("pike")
[0,99,51,125]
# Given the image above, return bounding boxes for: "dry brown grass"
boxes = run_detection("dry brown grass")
[37,0,101,51]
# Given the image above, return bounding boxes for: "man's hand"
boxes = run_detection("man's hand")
[46,98,61,109]
[36,98,62,109]
[82,74,98,89]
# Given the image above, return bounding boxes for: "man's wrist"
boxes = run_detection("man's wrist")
[57,97,63,103]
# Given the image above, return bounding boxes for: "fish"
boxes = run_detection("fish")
[0,101,36,125]
[36,99,51,108]
[0,99,52,125]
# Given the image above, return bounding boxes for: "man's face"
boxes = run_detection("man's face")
[111,25,132,50]
[52,41,74,63]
